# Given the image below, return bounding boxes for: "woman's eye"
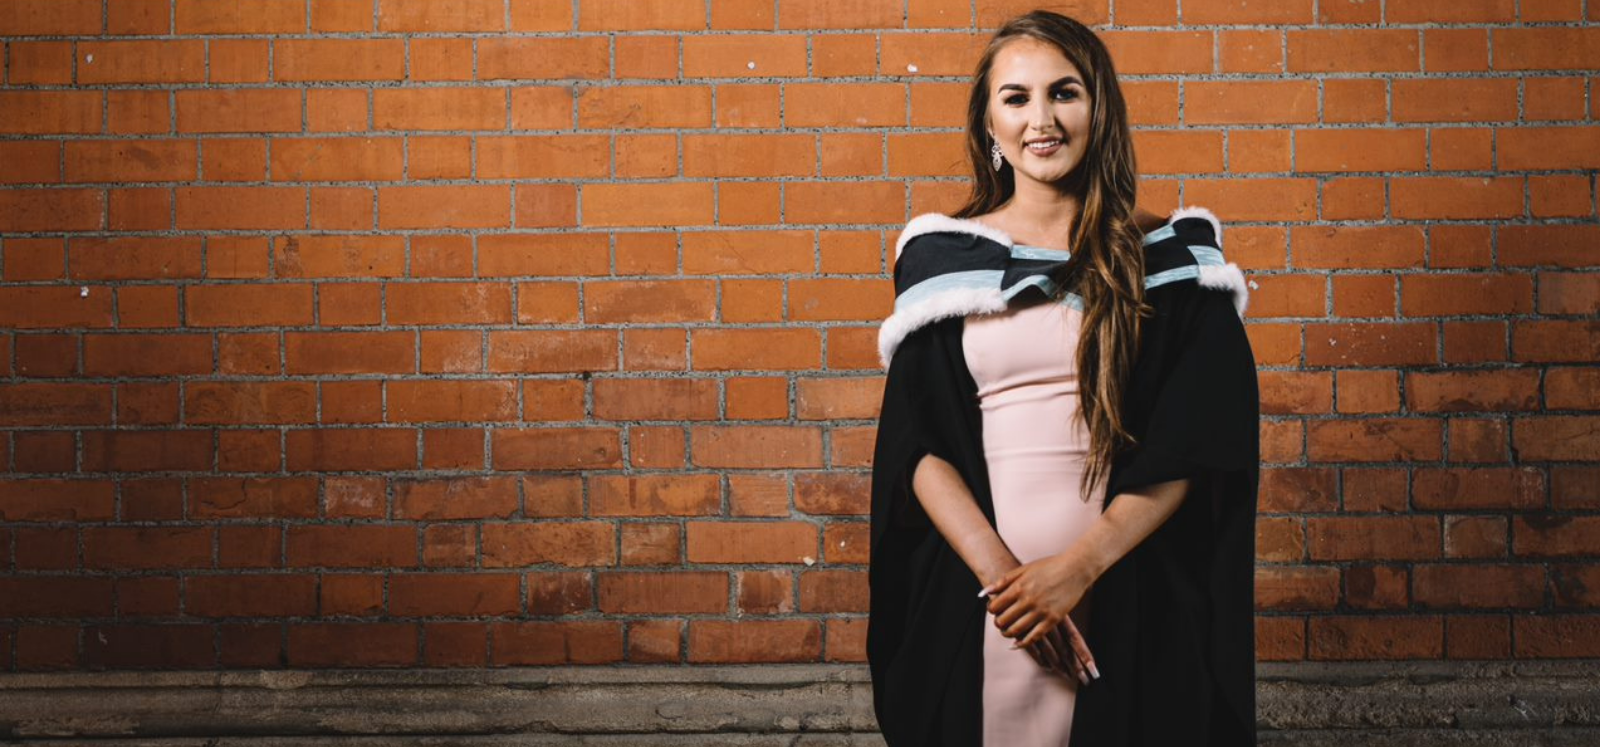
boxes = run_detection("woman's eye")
[1053,89,1078,101]
[1003,94,1027,105]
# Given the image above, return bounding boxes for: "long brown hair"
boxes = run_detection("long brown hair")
[952,10,1152,499]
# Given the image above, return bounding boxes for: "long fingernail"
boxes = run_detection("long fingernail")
[1088,662,1101,680]
[977,588,991,598]
[1077,671,1089,686]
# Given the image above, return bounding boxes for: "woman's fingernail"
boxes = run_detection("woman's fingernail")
[1088,662,1101,680]
[977,588,991,598]
[1077,671,1090,686]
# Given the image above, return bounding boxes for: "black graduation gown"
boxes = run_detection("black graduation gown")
[868,208,1260,746]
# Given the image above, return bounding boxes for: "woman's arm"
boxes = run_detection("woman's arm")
[985,477,1191,649]
[909,453,1016,587]
[911,453,1096,683]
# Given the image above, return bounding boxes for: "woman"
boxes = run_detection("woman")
[868,10,1260,746]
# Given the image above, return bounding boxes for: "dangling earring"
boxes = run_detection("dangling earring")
[990,139,1004,171]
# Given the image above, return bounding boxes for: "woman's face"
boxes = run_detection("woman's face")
[985,37,1093,189]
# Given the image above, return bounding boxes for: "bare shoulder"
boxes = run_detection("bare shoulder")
[1132,206,1167,234]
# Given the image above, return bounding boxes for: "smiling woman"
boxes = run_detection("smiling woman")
[869,10,1261,747]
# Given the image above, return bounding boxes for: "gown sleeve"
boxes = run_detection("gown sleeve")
[1107,280,1260,499]
[1072,277,1262,747]
[868,316,991,746]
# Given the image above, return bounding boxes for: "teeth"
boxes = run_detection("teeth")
[1027,140,1060,149]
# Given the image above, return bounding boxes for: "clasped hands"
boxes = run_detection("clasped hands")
[980,551,1101,687]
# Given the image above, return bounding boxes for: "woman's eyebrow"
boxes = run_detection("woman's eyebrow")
[996,76,1084,92]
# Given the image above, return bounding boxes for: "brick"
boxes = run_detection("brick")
[691,329,821,370]
[185,382,317,427]
[682,134,812,177]
[1515,320,1600,364]
[0,480,115,522]
[1310,616,1442,660]
[1220,29,1283,74]
[1256,566,1340,611]
[1186,81,1318,125]
[621,522,682,565]
[482,521,616,567]
[289,623,417,667]
[582,183,714,228]
[492,621,623,664]
[682,231,813,275]
[1493,27,1600,70]
[373,88,504,131]
[0,189,104,232]
[1183,0,1311,23]
[1184,178,1316,221]
[394,476,519,520]
[492,427,622,469]
[591,474,721,517]
[689,619,820,663]
[1257,616,1306,661]
[1295,129,1426,172]
[475,135,608,179]
[84,526,211,570]
[525,571,591,615]
[0,0,102,34]
[687,520,816,563]
[1307,418,1443,462]
[1305,322,1436,366]
[479,37,608,80]
[1444,516,1508,559]
[598,571,727,614]
[287,525,415,568]
[1287,30,1419,72]
[1405,370,1539,412]
[800,569,867,613]
[85,624,214,668]
[1389,79,1520,126]
[1308,517,1440,561]
[0,383,111,427]
[584,280,717,324]
[188,575,317,617]
[1342,467,1416,513]
[1514,416,1600,461]
[1259,468,1337,513]
[175,90,300,134]
[1501,226,1600,269]
[684,34,806,77]
[378,0,503,31]
[825,522,869,563]
[795,378,882,421]
[391,573,521,616]
[578,85,712,129]
[1547,368,1600,410]
[488,331,618,373]
[378,185,510,229]
[480,234,608,277]
[286,428,417,471]
[285,331,412,374]
[1500,126,1600,171]
[1514,615,1600,658]
[785,83,905,127]
[592,378,719,421]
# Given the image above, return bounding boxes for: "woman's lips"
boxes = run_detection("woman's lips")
[1025,139,1062,156]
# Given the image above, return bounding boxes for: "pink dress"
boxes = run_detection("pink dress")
[963,295,1103,747]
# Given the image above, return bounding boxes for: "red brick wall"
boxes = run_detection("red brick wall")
[0,0,1595,670]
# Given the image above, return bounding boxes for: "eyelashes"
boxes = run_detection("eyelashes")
[1001,89,1081,105]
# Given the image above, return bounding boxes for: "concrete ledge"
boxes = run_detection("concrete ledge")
[1,662,1596,744]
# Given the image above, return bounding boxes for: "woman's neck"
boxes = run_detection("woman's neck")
[993,180,1082,248]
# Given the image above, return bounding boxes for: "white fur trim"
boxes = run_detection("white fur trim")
[1198,262,1250,319]
[877,286,1008,368]
[1167,205,1224,250]
[894,213,1015,260]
